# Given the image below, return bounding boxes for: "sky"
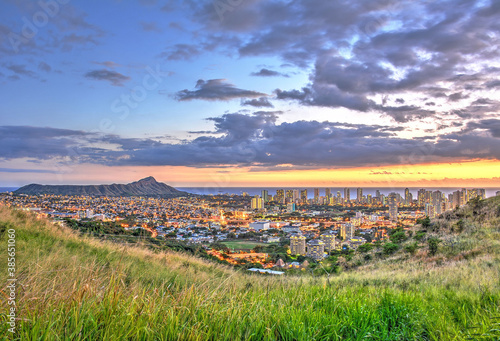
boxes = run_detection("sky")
[1,0,500,188]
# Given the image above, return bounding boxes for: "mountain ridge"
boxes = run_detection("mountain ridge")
[14,176,187,197]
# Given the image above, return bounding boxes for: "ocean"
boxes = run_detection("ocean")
[0,187,18,193]
[2,186,499,198]
[178,187,500,199]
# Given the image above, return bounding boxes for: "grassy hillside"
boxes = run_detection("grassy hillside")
[1,196,500,340]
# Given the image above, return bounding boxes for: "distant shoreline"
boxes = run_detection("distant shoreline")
[3,186,499,198]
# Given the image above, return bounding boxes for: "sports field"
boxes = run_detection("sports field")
[222,240,266,250]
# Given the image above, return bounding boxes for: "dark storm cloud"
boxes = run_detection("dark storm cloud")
[84,69,130,87]
[250,68,288,77]
[175,0,500,122]
[275,85,375,112]
[465,119,500,138]
[375,105,437,123]
[241,97,274,108]
[0,126,160,163]
[3,112,500,168]
[0,126,91,160]
[175,79,267,101]
[485,80,500,88]
[116,113,500,167]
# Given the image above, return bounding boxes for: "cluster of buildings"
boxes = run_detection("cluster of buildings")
[252,187,417,209]
[417,188,486,218]
[289,231,340,260]
[251,187,487,220]
[0,187,492,267]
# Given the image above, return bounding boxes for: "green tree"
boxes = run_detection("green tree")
[414,231,426,241]
[210,242,230,253]
[357,243,374,253]
[428,237,441,256]
[383,242,399,255]
[252,245,265,253]
[417,216,431,228]
[389,231,407,244]
[404,241,419,255]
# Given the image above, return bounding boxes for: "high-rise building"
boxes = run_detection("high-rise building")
[300,189,308,203]
[261,190,269,203]
[417,189,426,206]
[497,191,500,196]
[325,188,331,199]
[468,188,486,201]
[293,189,300,202]
[380,194,386,205]
[375,190,381,198]
[275,189,285,204]
[451,190,461,208]
[425,203,435,218]
[290,234,306,255]
[339,224,346,240]
[404,188,411,205]
[388,192,398,221]
[251,196,264,210]
[321,232,336,252]
[432,190,443,215]
[346,223,354,240]
[367,194,372,205]
[287,202,296,213]
[313,188,320,203]
[306,239,325,260]
[406,192,413,205]
[356,188,363,204]
[344,188,350,203]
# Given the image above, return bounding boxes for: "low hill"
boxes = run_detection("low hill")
[13,176,187,197]
[0,196,499,340]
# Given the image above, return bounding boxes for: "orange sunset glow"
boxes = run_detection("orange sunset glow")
[4,159,499,188]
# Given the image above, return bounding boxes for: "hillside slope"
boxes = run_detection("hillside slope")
[13,176,186,197]
[1,197,500,340]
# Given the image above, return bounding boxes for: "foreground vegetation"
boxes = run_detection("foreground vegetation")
[1,196,500,340]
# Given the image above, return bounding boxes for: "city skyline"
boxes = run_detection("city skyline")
[1,1,500,188]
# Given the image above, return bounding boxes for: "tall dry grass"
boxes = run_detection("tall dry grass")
[1,202,499,340]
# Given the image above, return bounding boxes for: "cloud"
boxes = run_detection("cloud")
[0,126,92,161]
[0,3,105,56]
[160,44,202,61]
[38,62,51,72]
[172,0,500,122]
[140,21,162,32]
[92,61,121,68]
[4,110,500,169]
[175,79,267,101]
[0,168,57,174]
[485,80,500,88]
[5,64,37,79]
[84,69,130,86]
[115,113,500,168]
[241,97,274,108]
[250,68,288,77]
[465,119,500,138]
